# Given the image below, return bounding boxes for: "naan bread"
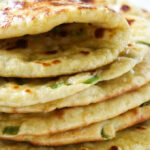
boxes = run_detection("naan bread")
[50,121,150,150]
[0,1,149,149]
[0,115,150,149]
[3,103,150,146]
[0,44,144,108]
[0,0,129,77]
[1,78,150,137]
[0,9,148,108]
[0,72,98,107]
[1,44,150,113]
[78,120,150,150]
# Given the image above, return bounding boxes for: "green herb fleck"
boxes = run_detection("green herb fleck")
[101,128,110,139]
[50,82,63,89]
[137,41,150,47]
[50,82,71,89]
[3,126,19,135]
[140,101,150,107]
[84,75,100,84]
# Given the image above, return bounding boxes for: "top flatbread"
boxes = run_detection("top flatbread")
[0,0,128,39]
[0,8,148,107]
[0,0,129,77]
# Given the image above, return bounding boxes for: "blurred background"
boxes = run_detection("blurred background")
[130,0,150,11]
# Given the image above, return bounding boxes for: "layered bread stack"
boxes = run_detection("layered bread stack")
[0,0,149,149]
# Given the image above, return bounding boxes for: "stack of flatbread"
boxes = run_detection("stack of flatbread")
[0,0,149,149]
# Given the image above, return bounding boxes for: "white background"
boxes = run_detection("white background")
[130,0,150,11]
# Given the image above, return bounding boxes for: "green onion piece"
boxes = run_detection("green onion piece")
[140,101,150,107]
[3,126,19,135]
[137,41,150,47]
[50,82,63,89]
[101,128,110,139]
[84,75,100,84]
[50,82,71,89]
